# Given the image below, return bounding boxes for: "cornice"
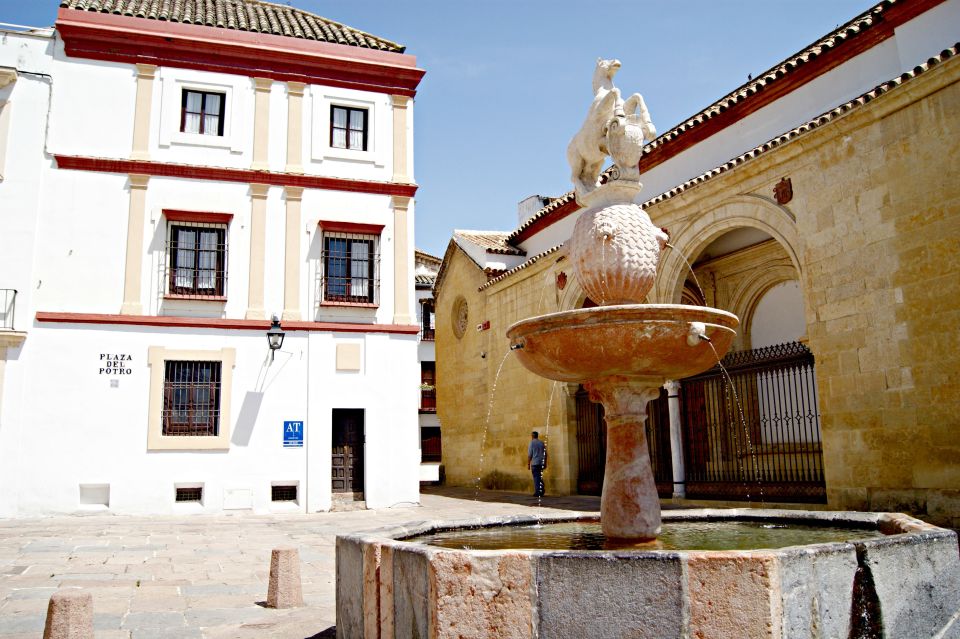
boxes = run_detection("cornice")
[55,8,425,97]
[54,155,418,198]
[35,312,419,335]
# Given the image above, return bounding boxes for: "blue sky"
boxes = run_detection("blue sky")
[0,0,875,257]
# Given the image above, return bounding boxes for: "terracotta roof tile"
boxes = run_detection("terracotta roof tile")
[478,245,563,292]
[415,274,436,286]
[455,231,526,256]
[58,0,406,52]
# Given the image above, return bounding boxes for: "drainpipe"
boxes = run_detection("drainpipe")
[664,380,685,500]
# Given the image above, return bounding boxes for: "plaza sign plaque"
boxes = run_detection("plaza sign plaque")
[284,421,304,448]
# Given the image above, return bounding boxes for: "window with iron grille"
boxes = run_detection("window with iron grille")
[330,106,367,151]
[271,485,298,502]
[322,233,379,304]
[181,89,225,136]
[175,486,203,502]
[163,361,222,436]
[167,224,227,298]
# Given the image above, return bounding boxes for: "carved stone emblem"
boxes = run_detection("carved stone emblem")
[452,296,469,339]
[556,272,568,291]
[774,177,793,205]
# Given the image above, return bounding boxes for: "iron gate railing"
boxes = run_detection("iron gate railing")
[681,342,826,503]
[575,386,672,498]
[0,289,16,330]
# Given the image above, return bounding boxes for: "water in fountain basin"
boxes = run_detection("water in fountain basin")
[409,519,884,552]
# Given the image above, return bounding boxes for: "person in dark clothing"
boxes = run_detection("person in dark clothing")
[527,431,547,497]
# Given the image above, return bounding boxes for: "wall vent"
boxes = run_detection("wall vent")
[271,485,298,502]
[175,486,203,502]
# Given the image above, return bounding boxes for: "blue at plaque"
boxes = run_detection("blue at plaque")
[283,421,304,448]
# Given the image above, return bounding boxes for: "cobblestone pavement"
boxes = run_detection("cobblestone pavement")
[0,488,601,638]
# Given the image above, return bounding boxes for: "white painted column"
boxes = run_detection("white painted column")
[664,380,685,499]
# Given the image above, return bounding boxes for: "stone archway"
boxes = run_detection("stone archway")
[655,195,802,305]
[727,263,799,351]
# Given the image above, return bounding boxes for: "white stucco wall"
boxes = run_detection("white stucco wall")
[750,281,806,349]
[0,22,423,516]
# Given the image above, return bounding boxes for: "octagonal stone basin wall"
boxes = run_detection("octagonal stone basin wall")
[336,509,960,639]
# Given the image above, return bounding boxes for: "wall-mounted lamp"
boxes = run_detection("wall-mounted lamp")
[266,315,285,361]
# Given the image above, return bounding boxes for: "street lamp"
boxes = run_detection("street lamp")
[266,315,285,361]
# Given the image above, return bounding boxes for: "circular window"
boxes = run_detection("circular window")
[452,296,469,339]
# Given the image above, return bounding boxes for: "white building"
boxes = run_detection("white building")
[414,249,442,482]
[0,1,425,516]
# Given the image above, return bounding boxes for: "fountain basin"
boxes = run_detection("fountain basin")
[506,304,739,383]
[336,510,960,639]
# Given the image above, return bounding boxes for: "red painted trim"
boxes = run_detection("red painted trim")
[164,210,234,224]
[513,0,947,246]
[54,155,418,198]
[318,220,385,235]
[512,199,580,245]
[35,312,420,335]
[56,9,425,97]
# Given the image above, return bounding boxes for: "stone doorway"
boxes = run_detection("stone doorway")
[332,408,364,496]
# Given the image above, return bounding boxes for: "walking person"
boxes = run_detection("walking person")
[527,431,547,497]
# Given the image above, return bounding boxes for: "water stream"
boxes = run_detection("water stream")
[474,350,514,500]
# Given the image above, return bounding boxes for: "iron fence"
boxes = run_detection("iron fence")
[680,342,826,503]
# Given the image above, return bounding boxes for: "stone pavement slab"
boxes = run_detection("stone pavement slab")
[0,488,598,637]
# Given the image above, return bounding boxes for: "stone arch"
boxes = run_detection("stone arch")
[557,268,589,311]
[656,195,802,304]
[727,264,800,351]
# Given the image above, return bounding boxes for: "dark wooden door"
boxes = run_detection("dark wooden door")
[332,409,364,493]
[575,386,606,495]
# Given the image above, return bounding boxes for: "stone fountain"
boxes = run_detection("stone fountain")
[508,57,738,541]
[336,60,960,638]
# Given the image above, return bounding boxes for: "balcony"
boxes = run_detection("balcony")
[0,289,16,330]
[419,387,436,413]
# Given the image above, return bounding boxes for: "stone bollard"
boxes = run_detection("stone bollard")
[43,589,94,639]
[267,546,303,608]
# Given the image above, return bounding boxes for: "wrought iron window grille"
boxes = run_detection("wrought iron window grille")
[320,232,380,305]
[0,289,16,330]
[162,361,222,437]
[165,223,228,299]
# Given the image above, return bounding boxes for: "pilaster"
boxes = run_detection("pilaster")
[390,95,411,184]
[131,64,156,161]
[245,184,270,320]
[285,82,306,174]
[252,77,272,171]
[392,195,412,325]
[282,186,304,321]
[120,174,150,315]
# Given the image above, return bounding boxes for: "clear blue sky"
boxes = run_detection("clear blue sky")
[1,0,875,257]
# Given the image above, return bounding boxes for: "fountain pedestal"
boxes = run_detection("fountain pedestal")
[588,377,663,539]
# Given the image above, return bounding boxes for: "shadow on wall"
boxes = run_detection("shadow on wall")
[481,470,527,491]
[231,391,264,446]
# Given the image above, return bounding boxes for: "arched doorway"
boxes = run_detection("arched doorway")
[668,222,825,503]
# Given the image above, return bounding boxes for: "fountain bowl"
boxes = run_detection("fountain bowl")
[336,509,960,639]
[506,304,739,383]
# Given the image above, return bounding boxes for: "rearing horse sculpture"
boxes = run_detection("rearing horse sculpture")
[566,59,657,204]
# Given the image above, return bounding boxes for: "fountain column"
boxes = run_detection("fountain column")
[587,376,663,540]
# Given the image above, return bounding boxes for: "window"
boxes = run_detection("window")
[181,89,225,136]
[322,233,379,304]
[272,485,298,502]
[420,362,436,413]
[175,486,203,502]
[148,347,234,451]
[162,361,222,436]
[330,106,367,151]
[165,218,229,299]
[421,300,436,340]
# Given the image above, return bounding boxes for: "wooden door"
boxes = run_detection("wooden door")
[575,386,606,495]
[332,409,364,493]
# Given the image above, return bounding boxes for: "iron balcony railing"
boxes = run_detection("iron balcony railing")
[0,289,16,330]
[420,388,437,412]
